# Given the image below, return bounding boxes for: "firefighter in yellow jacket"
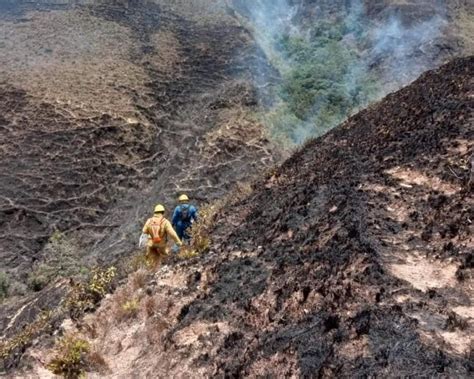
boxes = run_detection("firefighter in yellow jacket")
[140,204,182,269]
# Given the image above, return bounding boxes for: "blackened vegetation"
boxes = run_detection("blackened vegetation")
[166,57,473,377]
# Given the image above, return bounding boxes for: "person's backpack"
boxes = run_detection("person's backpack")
[180,205,191,223]
[149,217,166,244]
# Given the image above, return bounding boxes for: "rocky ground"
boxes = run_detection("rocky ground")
[16,56,473,378]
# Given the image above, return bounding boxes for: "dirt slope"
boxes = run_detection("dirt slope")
[19,56,473,378]
[0,0,278,326]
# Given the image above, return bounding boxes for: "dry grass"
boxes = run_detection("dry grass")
[158,0,230,24]
[111,285,141,322]
[130,269,149,291]
[121,251,149,275]
[456,9,474,55]
[115,299,140,322]
[145,315,170,345]
[87,349,110,375]
[144,296,158,318]
[0,9,148,119]
[148,30,181,73]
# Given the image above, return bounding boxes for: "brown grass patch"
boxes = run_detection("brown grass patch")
[110,286,141,322]
[144,296,158,318]
[145,315,169,345]
[130,269,149,291]
[87,349,110,375]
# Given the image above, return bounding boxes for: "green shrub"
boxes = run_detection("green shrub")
[47,335,90,379]
[66,267,117,319]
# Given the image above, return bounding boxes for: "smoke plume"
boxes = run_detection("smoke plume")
[233,0,448,143]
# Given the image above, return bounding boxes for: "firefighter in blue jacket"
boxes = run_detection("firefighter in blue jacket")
[172,194,198,242]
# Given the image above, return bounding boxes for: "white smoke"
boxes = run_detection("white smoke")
[233,0,448,143]
[370,14,446,87]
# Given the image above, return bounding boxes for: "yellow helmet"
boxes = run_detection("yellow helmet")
[178,194,189,202]
[154,204,165,213]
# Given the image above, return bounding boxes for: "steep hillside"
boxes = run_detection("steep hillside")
[0,0,473,376]
[18,57,473,378]
[0,0,277,304]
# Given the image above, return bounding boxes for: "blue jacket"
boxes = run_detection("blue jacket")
[172,204,198,231]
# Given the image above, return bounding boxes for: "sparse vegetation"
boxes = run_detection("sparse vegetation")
[87,349,109,374]
[66,266,117,319]
[27,231,88,292]
[0,265,115,364]
[87,267,117,300]
[130,269,149,291]
[111,286,141,322]
[47,335,91,379]
[144,296,157,318]
[0,311,51,361]
[126,252,149,273]
[0,265,117,363]
[121,299,140,319]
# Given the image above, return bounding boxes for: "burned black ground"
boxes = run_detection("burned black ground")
[164,57,473,377]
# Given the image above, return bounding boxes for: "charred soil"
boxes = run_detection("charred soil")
[18,57,473,378]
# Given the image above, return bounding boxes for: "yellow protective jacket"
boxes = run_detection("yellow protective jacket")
[142,215,182,247]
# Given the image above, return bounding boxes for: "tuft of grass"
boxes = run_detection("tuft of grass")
[122,299,139,316]
[145,315,169,345]
[144,296,157,318]
[130,269,149,291]
[47,335,90,379]
[178,248,200,260]
[110,284,141,322]
[124,251,149,274]
[113,297,140,322]
[87,349,109,374]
